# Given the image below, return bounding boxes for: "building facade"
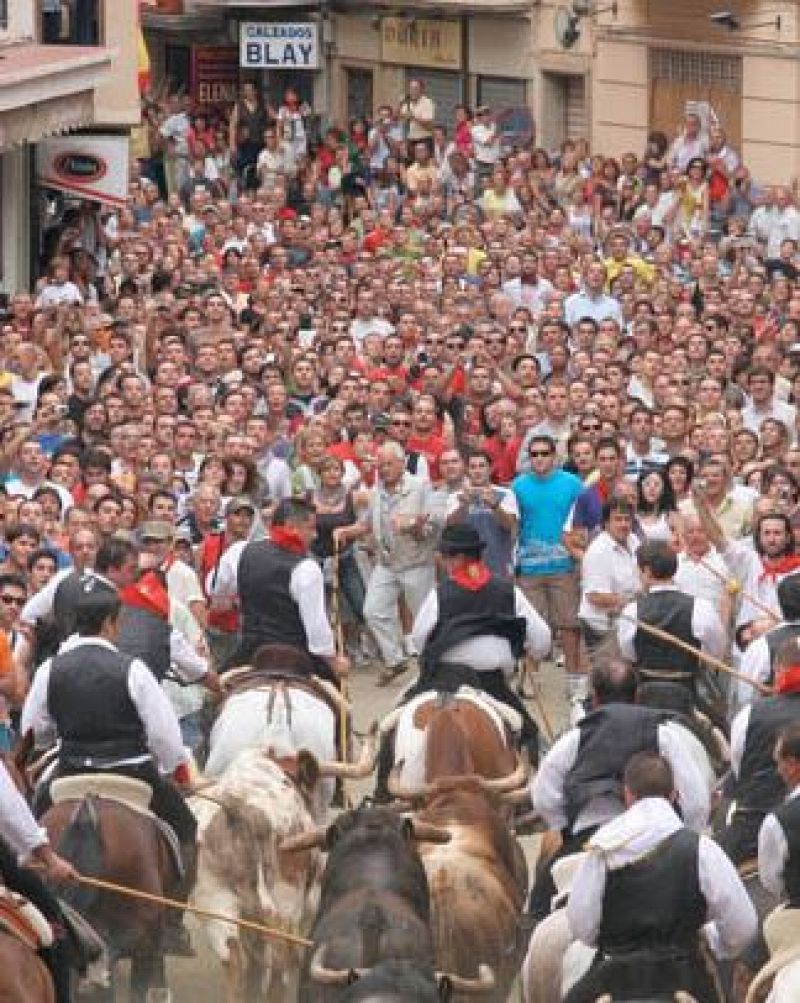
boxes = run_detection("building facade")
[0,0,140,294]
[143,0,800,184]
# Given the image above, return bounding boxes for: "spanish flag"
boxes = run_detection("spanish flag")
[136,2,151,95]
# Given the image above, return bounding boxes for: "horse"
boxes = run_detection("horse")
[0,928,54,1002]
[41,776,176,1002]
[207,644,348,813]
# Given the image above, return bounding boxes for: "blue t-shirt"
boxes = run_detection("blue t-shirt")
[513,469,584,577]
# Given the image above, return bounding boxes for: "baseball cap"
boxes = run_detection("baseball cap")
[225,496,256,516]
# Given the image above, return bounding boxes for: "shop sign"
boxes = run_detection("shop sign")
[381,17,461,70]
[37,136,129,208]
[191,46,239,106]
[240,22,319,70]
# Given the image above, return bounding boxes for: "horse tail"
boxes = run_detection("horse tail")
[54,797,104,915]
[424,705,475,783]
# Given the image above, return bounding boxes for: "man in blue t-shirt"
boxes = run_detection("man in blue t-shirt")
[513,434,584,678]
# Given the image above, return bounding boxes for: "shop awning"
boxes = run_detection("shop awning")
[333,0,531,13]
[0,43,113,150]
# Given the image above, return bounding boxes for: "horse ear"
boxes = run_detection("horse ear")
[296,750,321,795]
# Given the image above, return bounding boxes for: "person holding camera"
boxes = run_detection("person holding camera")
[399,79,436,158]
[446,449,518,578]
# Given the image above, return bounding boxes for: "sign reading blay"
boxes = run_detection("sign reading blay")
[240,22,319,70]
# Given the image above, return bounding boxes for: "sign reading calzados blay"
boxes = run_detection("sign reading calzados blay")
[239,22,319,69]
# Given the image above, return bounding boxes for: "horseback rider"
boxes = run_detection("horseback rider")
[0,759,78,1002]
[759,721,800,907]
[564,751,756,1003]
[527,660,711,921]
[618,539,727,720]
[737,575,800,709]
[20,579,198,954]
[724,637,800,865]
[207,496,350,682]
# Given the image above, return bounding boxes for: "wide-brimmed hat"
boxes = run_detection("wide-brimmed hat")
[437,523,485,556]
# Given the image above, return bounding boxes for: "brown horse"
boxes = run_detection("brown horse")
[42,794,173,1002]
[0,928,55,1002]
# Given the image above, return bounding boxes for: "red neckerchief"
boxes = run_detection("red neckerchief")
[119,571,170,620]
[759,555,800,583]
[596,478,612,504]
[270,525,307,555]
[776,666,800,695]
[449,559,492,592]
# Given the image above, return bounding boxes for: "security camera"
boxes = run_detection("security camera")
[709,11,739,29]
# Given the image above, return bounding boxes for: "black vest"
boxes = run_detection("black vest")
[237,540,307,650]
[737,694,800,814]
[634,589,699,679]
[765,623,800,685]
[48,642,147,764]
[775,795,800,907]
[563,704,666,831]
[116,605,171,682]
[438,574,515,624]
[599,828,706,953]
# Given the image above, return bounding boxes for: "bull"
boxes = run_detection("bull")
[190,735,376,1002]
[282,804,494,1002]
[388,704,531,1002]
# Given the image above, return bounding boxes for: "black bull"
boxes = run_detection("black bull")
[296,805,438,1003]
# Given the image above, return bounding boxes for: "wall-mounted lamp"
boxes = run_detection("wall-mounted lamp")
[709,10,781,30]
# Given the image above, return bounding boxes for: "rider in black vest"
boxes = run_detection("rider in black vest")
[759,721,800,908]
[564,752,756,1003]
[212,498,349,684]
[724,639,800,865]
[528,660,709,921]
[373,522,551,802]
[738,576,800,707]
[619,540,727,725]
[20,580,198,955]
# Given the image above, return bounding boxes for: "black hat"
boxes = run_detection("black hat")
[777,574,800,617]
[437,523,485,556]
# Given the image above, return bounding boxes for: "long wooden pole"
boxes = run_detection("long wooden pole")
[618,611,772,695]
[695,556,779,622]
[75,874,313,949]
[331,538,350,765]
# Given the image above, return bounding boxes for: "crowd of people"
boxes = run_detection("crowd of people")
[1,79,800,999]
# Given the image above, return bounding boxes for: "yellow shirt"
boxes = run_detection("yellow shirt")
[605,253,655,289]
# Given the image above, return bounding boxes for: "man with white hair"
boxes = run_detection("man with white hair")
[362,442,437,684]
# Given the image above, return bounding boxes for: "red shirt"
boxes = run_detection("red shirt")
[407,432,448,482]
[482,435,522,486]
[200,532,239,633]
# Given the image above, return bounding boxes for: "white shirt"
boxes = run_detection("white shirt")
[579,531,640,632]
[208,540,335,658]
[748,204,800,258]
[758,784,800,898]
[618,584,727,664]
[411,583,551,676]
[533,717,710,835]
[0,760,48,861]
[564,288,624,327]
[742,397,797,443]
[676,549,730,605]
[502,275,554,314]
[567,797,757,959]
[471,122,500,165]
[735,623,800,710]
[21,636,187,773]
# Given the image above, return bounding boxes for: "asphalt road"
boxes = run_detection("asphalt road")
[117,658,570,1002]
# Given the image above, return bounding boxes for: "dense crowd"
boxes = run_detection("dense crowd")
[1,81,800,739]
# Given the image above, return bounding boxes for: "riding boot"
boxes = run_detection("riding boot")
[40,936,72,1003]
[374,728,395,804]
[162,840,197,957]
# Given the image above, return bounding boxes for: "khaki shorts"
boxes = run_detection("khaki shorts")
[519,571,579,630]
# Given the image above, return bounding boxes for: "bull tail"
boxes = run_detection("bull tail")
[424,706,475,783]
[357,901,388,968]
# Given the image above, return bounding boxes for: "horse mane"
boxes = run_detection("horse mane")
[424,705,475,782]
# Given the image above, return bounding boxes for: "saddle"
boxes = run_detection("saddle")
[219,664,346,720]
[0,887,53,952]
[51,774,184,880]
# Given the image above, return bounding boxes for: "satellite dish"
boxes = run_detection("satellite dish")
[555,6,581,48]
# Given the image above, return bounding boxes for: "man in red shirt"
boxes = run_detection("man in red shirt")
[408,394,449,483]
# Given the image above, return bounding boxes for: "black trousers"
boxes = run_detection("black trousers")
[527,826,598,921]
[0,836,71,1003]
[718,808,764,866]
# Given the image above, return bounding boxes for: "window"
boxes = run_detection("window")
[0,0,7,30]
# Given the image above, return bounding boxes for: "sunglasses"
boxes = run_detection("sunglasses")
[0,595,25,607]
[391,419,411,427]
[529,450,553,458]
[581,423,602,430]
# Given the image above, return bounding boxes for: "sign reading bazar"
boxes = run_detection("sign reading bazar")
[381,17,461,70]
[37,136,129,208]
[240,22,319,70]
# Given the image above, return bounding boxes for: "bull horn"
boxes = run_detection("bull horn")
[405,818,452,844]
[317,722,379,779]
[313,677,353,715]
[476,751,530,794]
[378,704,405,736]
[279,827,327,853]
[308,944,365,986]
[500,785,533,806]
[437,964,495,995]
